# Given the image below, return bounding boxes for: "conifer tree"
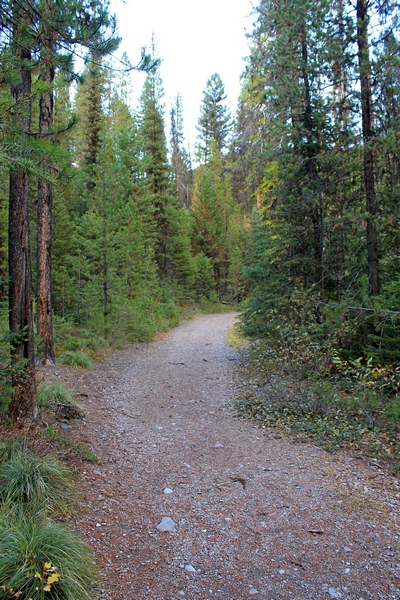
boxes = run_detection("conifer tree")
[191,144,244,299]
[170,94,192,208]
[237,0,400,359]
[356,0,379,295]
[197,73,231,161]
[140,63,175,279]
[35,0,118,363]
[7,0,37,419]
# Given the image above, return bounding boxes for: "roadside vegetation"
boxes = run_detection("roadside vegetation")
[0,437,98,600]
[235,302,400,475]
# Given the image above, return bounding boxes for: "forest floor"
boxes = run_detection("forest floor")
[39,313,399,600]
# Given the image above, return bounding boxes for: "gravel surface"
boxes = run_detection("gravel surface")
[51,313,398,599]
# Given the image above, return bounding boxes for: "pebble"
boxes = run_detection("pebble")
[185,564,196,572]
[327,588,342,598]
[156,517,176,532]
[163,487,173,494]
[249,588,259,595]
[60,422,70,430]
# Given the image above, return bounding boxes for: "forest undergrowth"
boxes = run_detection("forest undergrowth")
[234,326,400,475]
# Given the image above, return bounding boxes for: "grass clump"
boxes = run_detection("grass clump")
[57,351,93,370]
[75,444,98,463]
[0,445,76,514]
[38,381,76,407]
[37,381,84,420]
[226,323,247,349]
[0,437,25,464]
[0,438,99,598]
[0,507,98,600]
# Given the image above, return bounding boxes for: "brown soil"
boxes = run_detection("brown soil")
[41,313,399,599]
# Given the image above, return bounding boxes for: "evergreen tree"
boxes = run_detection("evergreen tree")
[356,0,379,295]
[191,144,244,299]
[35,0,118,363]
[237,0,400,362]
[6,0,37,419]
[140,62,181,281]
[197,73,231,160]
[170,94,192,208]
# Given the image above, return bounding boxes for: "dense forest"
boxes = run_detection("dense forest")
[0,0,399,449]
[0,1,399,596]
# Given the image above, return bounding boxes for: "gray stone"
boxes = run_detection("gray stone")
[327,588,342,599]
[156,517,176,532]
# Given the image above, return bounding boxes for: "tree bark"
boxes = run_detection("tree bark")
[356,0,380,295]
[8,18,37,420]
[37,50,56,364]
[301,27,324,287]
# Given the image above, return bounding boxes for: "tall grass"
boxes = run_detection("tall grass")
[0,507,98,600]
[37,381,84,420]
[57,351,93,370]
[0,446,76,513]
[0,438,99,599]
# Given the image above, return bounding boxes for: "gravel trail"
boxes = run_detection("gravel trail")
[59,313,399,600]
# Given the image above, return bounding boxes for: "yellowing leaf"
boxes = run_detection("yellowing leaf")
[46,573,60,584]
[44,562,52,570]
[43,585,51,592]
[35,572,42,580]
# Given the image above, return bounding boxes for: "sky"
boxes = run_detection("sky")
[109,0,255,152]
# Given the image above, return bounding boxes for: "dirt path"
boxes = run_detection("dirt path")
[59,313,398,600]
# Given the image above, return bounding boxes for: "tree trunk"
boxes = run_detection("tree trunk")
[301,27,324,286]
[356,0,380,295]
[8,28,37,420]
[37,59,56,364]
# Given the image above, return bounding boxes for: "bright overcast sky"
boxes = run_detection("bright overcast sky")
[109,0,255,151]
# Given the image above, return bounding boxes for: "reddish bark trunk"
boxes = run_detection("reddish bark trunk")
[8,26,37,419]
[37,59,56,364]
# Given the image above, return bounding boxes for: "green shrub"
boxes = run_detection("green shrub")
[387,396,400,422]
[0,508,98,600]
[0,449,75,514]
[57,351,93,370]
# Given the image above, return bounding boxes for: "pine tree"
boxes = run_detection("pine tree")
[356,0,379,295]
[7,0,37,419]
[35,0,119,363]
[197,73,231,161]
[170,94,192,208]
[139,63,175,280]
[191,144,244,299]
[36,0,57,365]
